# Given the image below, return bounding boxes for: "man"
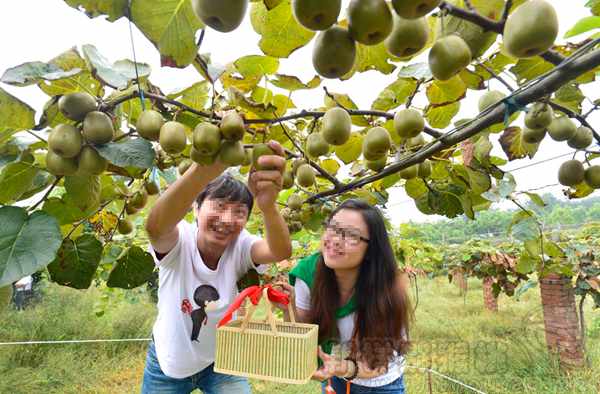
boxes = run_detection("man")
[141,140,292,393]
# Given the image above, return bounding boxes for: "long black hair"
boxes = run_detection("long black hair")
[310,199,412,369]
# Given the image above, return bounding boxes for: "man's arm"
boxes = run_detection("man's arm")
[251,204,293,264]
[145,161,226,253]
[247,141,292,264]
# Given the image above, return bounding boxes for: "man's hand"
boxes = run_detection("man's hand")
[248,141,286,212]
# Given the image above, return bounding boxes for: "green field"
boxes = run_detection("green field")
[1,276,598,394]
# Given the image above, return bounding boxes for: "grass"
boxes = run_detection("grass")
[0,277,598,394]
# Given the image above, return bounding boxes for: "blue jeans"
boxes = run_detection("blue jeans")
[141,341,251,394]
[322,376,405,394]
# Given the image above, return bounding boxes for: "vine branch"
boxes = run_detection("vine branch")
[438,1,565,66]
[278,121,341,187]
[28,176,62,211]
[102,90,445,139]
[479,62,515,92]
[306,46,600,203]
[546,101,600,144]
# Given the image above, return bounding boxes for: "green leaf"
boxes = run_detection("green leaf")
[465,168,491,195]
[334,132,363,164]
[425,102,460,128]
[107,246,155,289]
[0,87,36,144]
[130,0,204,67]
[42,197,91,225]
[397,63,432,80]
[269,74,321,91]
[0,162,39,204]
[0,207,62,287]
[510,58,553,84]
[342,42,396,80]
[516,254,537,275]
[234,55,279,78]
[371,78,418,111]
[0,62,81,87]
[194,53,227,83]
[96,138,156,169]
[498,126,539,161]
[498,173,516,198]
[564,16,600,38]
[405,178,428,199]
[509,210,534,233]
[229,88,279,118]
[47,234,103,289]
[167,81,210,111]
[586,0,600,16]
[426,76,467,105]
[63,0,128,22]
[320,159,340,175]
[250,0,315,58]
[459,68,485,90]
[82,44,151,89]
[473,135,493,163]
[251,86,274,104]
[553,84,585,114]
[64,175,101,212]
[524,192,546,207]
[427,187,463,218]
[38,48,104,97]
[565,181,595,199]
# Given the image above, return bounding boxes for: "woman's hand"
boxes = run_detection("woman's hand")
[311,346,351,381]
[272,282,296,321]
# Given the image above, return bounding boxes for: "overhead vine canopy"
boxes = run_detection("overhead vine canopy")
[0,0,599,291]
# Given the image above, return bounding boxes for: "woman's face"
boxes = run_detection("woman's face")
[321,208,370,270]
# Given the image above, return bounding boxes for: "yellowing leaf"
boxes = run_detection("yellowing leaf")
[250,0,315,58]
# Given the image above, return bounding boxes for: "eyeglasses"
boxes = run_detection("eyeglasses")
[323,220,370,246]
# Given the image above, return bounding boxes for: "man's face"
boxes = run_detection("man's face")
[196,197,249,249]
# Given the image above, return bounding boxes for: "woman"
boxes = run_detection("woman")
[284,199,412,393]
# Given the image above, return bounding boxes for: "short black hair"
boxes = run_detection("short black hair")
[195,174,254,217]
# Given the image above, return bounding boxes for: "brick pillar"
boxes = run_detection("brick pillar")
[482,277,498,312]
[539,274,585,368]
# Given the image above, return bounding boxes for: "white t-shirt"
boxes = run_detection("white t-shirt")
[295,279,405,387]
[148,220,261,379]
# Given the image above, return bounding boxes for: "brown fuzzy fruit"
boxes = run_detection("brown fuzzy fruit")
[558,160,585,187]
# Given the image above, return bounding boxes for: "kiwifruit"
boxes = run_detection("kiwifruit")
[159,121,187,154]
[82,111,114,144]
[558,160,585,187]
[321,107,352,145]
[48,124,83,158]
[58,92,97,121]
[193,122,221,156]
[136,110,164,141]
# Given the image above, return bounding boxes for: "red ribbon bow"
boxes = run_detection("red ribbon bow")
[217,284,289,328]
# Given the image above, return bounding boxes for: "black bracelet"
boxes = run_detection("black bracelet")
[343,357,358,381]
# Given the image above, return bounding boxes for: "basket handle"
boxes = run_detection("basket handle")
[271,283,296,323]
[241,288,279,335]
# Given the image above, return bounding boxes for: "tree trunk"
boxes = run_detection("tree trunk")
[539,274,585,368]
[483,277,498,312]
[453,269,468,296]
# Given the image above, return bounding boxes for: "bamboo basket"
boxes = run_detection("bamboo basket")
[215,288,319,384]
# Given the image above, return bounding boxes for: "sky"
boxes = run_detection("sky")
[0,0,598,224]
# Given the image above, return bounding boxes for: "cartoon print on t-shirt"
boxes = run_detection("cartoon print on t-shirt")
[181,285,220,341]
